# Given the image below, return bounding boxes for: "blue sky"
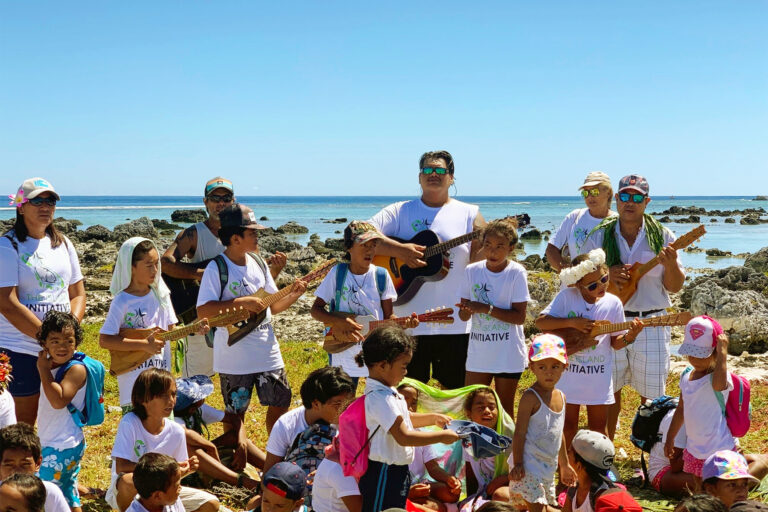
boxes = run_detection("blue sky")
[1,2,766,196]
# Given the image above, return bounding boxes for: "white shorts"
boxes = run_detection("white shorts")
[181,334,215,378]
[613,311,671,399]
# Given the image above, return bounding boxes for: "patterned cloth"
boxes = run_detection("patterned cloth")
[39,440,86,507]
[509,472,557,507]
[220,369,291,413]
[683,449,705,477]
[612,311,671,398]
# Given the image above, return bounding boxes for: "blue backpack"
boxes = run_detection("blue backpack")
[54,352,106,427]
[329,263,388,312]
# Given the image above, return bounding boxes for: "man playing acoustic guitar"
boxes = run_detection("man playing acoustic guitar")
[582,174,685,440]
[162,177,286,378]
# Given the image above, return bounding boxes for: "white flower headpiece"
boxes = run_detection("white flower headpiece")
[559,249,606,287]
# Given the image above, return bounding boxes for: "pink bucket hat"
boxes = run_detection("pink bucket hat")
[678,315,723,359]
[528,334,567,364]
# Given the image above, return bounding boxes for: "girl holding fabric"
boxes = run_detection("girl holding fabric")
[0,178,85,425]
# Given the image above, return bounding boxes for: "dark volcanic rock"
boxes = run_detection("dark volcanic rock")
[520,229,542,240]
[151,219,182,230]
[745,247,768,274]
[80,225,112,242]
[53,217,82,234]
[754,196,767,201]
[705,248,731,257]
[658,216,672,223]
[521,254,552,272]
[740,215,761,225]
[112,217,158,243]
[676,215,701,223]
[257,235,302,254]
[680,266,768,309]
[171,209,207,223]
[323,218,348,224]
[324,238,345,251]
[260,216,268,221]
[725,218,736,223]
[276,221,309,234]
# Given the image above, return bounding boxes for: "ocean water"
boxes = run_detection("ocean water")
[2,195,766,270]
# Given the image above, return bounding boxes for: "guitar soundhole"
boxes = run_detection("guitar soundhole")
[389,258,400,278]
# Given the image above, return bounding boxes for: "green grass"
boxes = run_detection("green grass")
[75,323,768,509]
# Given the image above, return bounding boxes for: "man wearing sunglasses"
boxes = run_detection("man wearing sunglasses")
[582,174,685,440]
[369,150,486,390]
[161,177,286,377]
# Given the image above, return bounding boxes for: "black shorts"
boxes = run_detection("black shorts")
[219,368,292,413]
[3,349,41,397]
[407,333,469,390]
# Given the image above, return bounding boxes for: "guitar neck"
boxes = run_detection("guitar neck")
[368,317,411,331]
[156,321,200,341]
[592,313,688,335]
[633,227,704,281]
[423,232,479,258]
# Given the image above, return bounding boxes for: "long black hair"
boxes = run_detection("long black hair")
[8,209,64,248]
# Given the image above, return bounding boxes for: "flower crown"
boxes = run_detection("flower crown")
[8,188,27,208]
[0,352,12,392]
[559,249,607,287]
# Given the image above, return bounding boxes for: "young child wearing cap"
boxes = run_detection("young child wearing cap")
[246,461,308,512]
[173,375,265,490]
[536,249,643,447]
[126,453,184,512]
[665,316,736,484]
[196,203,306,447]
[456,217,530,419]
[509,334,575,512]
[701,451,760,509]
[311,220,412,387]
[563,430,617,512]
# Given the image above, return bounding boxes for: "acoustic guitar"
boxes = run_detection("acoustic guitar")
[322,307,455,354]
[608,225,706,304]
[109,307,249,376]
[545,311,692,356]
[226,259,337,346]
[372,214,531,306]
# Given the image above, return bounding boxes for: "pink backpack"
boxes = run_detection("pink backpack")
[338,394,380,480]
[716,372,752,437]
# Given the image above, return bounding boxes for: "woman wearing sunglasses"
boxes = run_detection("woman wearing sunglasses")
[0,178,85,425]
[368,150,486,390]
[536,248,643,447]
[546,171,616,272]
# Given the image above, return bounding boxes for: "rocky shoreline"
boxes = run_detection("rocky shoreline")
[4,207,767,358]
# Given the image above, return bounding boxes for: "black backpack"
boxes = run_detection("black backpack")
[630,395,678,484]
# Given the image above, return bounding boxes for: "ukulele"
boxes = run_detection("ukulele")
[322,307,455,354]
[609,225,706,304]
[545,311,693,356]
[373,214,531,306]
[226,259,337,346]
[110,307,250,376]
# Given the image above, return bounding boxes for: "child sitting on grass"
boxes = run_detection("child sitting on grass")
[0,423,69,512]
[127,453,184,512]
[107,368,218,512]
[563,430,617,512]
[398,382,461,512]
[0,473,48,512]
[701,451,759,510]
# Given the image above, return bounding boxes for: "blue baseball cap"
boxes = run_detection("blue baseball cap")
[174,375,214,412]
[263,462,306,500]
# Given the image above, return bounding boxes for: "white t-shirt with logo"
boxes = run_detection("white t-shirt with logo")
[315,264,397,377]
[582,220,684,312]
[100,290,177,407]
[197,253,283,375]
[370,198,479,335]
[464,261,530,374]
[312,457,361,512]
[37,367,87,449]
[111,413,188,477]
[265,406,309,457]
[680,370,735,459]
[542,288,625,405]
[552,209,617,260]
[648,409,688,481]
[0,235,83,355]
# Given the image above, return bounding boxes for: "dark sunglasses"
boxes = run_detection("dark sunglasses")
[581,188,601,198]
[619,192,646,204]
[27,197,57,207]
[206,194,233,203]
[583,274,610,291]
[421,167,450,175]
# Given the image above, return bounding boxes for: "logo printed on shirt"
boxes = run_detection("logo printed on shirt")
[20,252,65,291]
[228,276,255,298]
[133,439,146,458]
[123,308,148,329]
[410,218,431,232]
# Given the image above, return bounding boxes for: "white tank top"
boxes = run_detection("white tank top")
[190,222,225,263]
[37,367,86,449]
[518,388,565,478]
